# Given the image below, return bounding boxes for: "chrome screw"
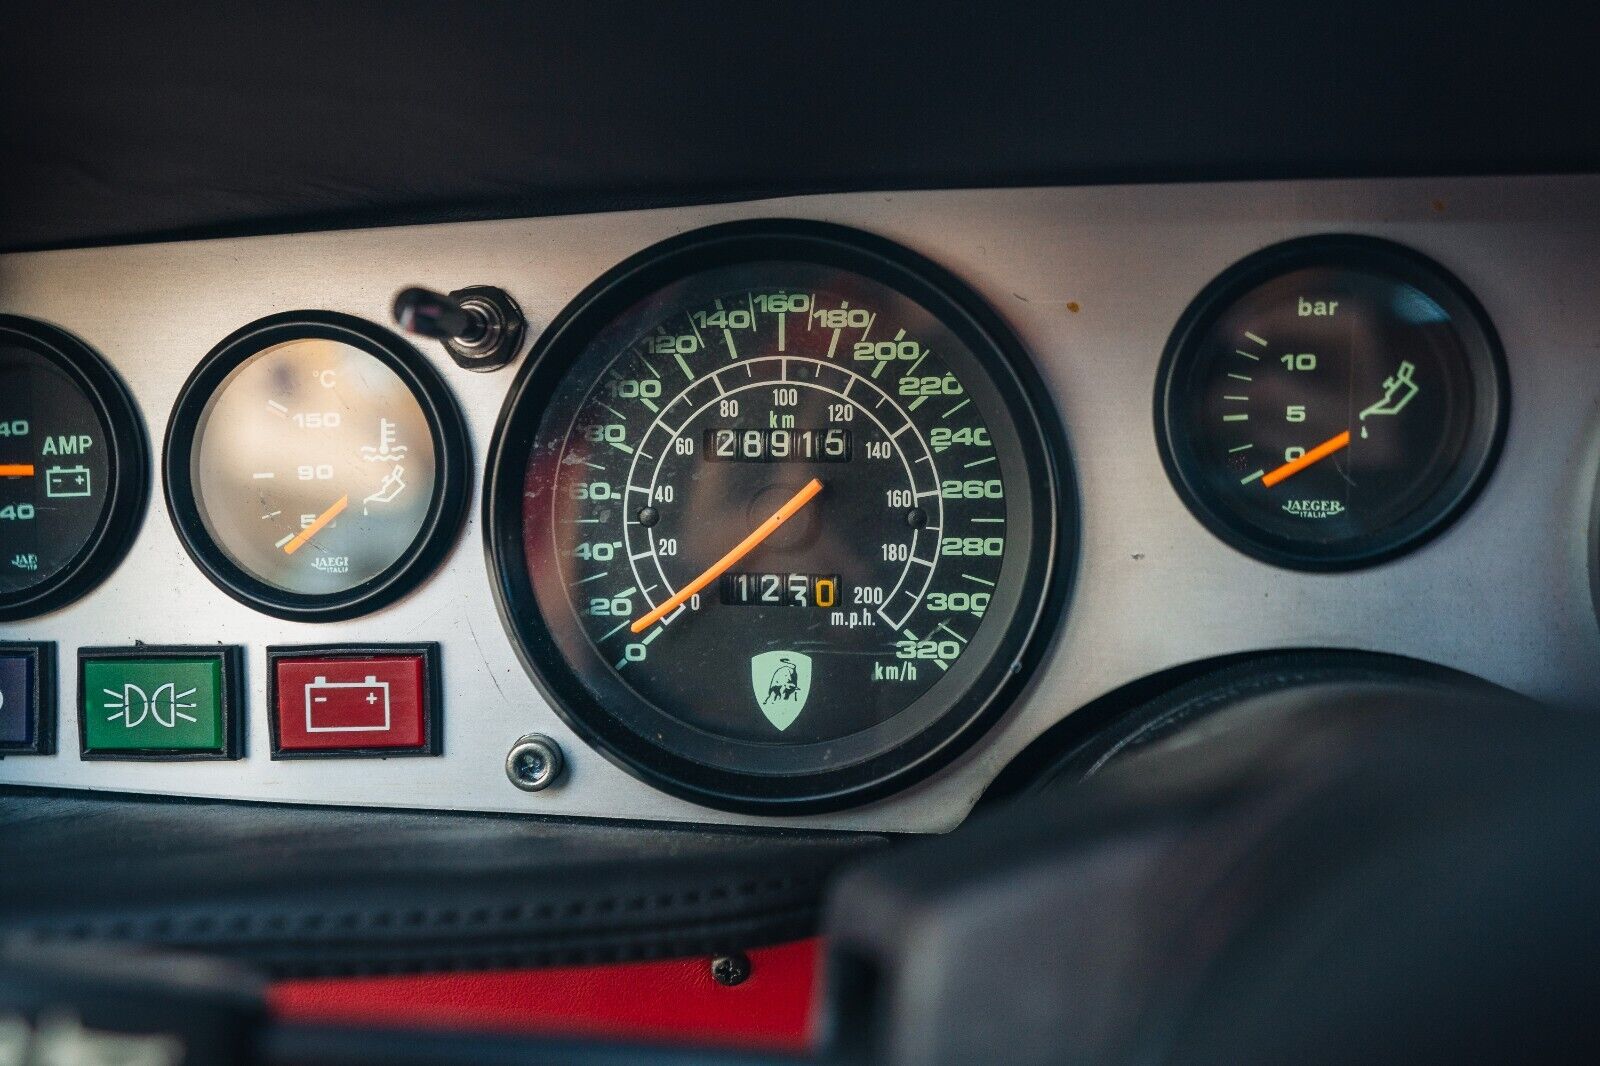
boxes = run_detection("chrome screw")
[505,734,564,792]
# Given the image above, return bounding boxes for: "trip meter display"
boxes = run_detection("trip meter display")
[165,312,468,620]
[0,316,146,621]
[487,222,1069,811]
[1157,236,1507,570]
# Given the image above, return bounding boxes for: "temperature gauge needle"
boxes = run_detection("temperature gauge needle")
[630,477,824,634]
[282,494,348,555]
[1261,430,1351,488]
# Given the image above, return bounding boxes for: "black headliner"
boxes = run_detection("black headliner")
[1,2,1595,253]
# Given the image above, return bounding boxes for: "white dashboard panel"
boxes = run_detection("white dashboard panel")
[0,174,1597,831]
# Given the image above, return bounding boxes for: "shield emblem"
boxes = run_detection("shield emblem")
[750,651,813,731]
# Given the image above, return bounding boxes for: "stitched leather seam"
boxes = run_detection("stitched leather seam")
[15,872,821,946]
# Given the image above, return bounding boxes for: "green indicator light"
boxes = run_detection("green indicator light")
[82,657,225,752]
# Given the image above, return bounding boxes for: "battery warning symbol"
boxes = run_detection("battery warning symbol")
[273,653,429,754]
[304,674,392,733]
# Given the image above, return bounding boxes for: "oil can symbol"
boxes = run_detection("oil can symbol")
[304,675,392,733]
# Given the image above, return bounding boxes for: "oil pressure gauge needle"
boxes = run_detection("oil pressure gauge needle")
[1261,430,1351,488]
[629,477,824,634]
[282,494,349,555]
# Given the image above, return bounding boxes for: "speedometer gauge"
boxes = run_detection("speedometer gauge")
[165,312,469,620]
[487,221,1070,812]
[1157,236,1506,570]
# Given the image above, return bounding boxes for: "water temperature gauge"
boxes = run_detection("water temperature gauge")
[1157,236,1507,570]
[165,312,468,620]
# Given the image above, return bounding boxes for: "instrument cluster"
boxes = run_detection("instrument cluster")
[0,176,1595,830]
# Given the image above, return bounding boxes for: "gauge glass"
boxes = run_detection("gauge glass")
[0,349,114,593]
[490,223,1067,810]
[167,313,467,619]
[1158,237,1505,569]
[0,317,145,620]
[192,339,437,594]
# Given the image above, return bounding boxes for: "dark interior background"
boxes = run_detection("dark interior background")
[0,1,1595,253]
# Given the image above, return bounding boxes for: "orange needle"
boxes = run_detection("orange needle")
[0,464,35,477]
[630,477,824,634]
[1261,430,1351,488]
[283,494,348,555]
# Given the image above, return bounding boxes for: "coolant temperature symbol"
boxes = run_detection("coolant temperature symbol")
[360,417,410,514]
[361,418,408,462]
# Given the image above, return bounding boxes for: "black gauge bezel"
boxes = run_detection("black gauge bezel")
[164,311,470,622]
[1155,234,1509,571]
[485,219,1075,813]
[0,315,149,622]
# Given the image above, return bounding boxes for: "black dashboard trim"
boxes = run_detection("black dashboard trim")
[3,4,1595,254]
[0,787,889,978]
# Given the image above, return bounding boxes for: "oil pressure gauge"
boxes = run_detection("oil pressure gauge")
[165,312,468,620]
[1157,236,1507,570]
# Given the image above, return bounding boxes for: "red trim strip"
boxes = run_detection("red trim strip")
[269,939,821,1052]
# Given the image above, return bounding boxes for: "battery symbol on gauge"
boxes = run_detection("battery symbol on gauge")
[45,465,93,499]
[304,675,392,733]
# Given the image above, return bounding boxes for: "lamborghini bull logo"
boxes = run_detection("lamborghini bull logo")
[750,650,812,731]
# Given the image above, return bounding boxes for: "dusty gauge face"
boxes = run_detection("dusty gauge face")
[487,221,1072,812]
[1157,236,1507,570]
[0,315,147,621]
[165,312,468,620]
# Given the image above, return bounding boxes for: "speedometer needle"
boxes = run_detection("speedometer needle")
[630,477,824,634]
[1261,430,1351,488]
[283,494,348,555]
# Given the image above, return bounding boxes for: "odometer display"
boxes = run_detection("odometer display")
[705,427,851,462]
[488,222,1067,811]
